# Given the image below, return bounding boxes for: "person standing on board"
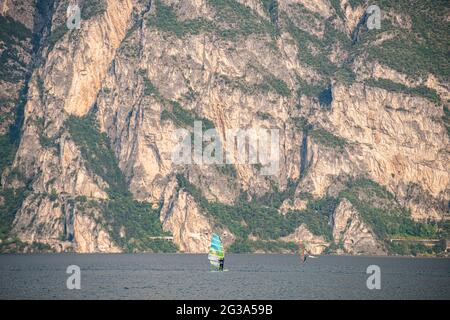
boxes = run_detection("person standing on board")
[300,240,308,264]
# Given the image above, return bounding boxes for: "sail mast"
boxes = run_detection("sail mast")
[300,240,305,263]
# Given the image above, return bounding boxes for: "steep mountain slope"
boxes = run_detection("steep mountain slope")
[0,0,449,255]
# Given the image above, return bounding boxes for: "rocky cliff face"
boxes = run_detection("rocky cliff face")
[0,0,448,255]
[332,198,385,255]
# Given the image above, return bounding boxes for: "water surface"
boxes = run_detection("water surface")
[0,254,449,299]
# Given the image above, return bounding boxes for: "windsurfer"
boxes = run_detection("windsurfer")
[209,233,226,271]
[300,240,308,264]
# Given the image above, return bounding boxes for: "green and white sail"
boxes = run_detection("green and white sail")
[208,233,224,269]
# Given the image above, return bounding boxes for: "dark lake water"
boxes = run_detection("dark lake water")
[0,254,449,299]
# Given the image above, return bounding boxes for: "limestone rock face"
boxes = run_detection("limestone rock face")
[1,0,134,253]
[329,84,449,218]
[0,0,39,30]
[73,213,121,253]
[279,198,308,215]
[0,0,37,134]
[12,195,65,245]
[332,199,386,255]
[1,0,449,254]
[11,193,119,253]
[57,137,109,199]
[46,0,133,117]
[159,178,213,252]
[280,224,329,255]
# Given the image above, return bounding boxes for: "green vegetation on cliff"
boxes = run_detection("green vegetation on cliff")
[209,0,276,38]
[309,128,347,152]
[102,192,177,253]
[260,0,279,27]
[177,172,444,254]
[444,105,450,137]
[284,9,355,102]
[47,0,107,49]
[0,16,32,82]
[230,239,297,253]
[81,0,107,20]
[329,0,346,21]
[177,174,337,252]
[354,0,449,80]
[0,237,54,253]
[338,178,441,255]
[215,72,291,98]
[142,76,160,97]
[286,18,337,78]
[148,0,276,39]
[65,114,177,252]
[365,79,440,104]
[0,134,15,177]
[47,23,68,51]
[161,100,215,131]
[259,76,291,97]
[0,188,27,240]
[296,77,327,98]
[389,241,444,256]
[147,0,212,37]
[66,114,128,195]
[292,117,347,153]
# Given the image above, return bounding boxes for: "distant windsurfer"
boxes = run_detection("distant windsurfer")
[208,233,225,271]
[300,241,306,264]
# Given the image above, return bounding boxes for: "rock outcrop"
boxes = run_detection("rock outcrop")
[332,199,385,255]
[280,224,329,255]
[160,178,213,252]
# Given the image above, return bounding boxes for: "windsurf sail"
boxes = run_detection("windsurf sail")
[208,233,224,271]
